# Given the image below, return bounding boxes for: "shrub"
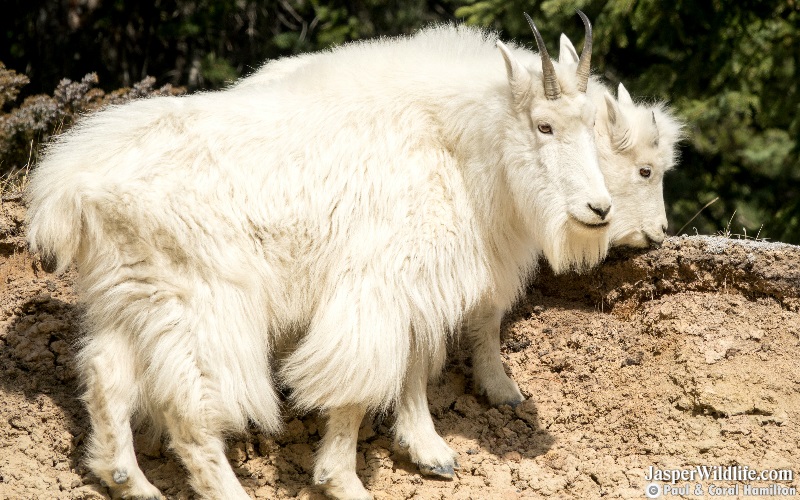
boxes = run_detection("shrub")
[0,62,184,194]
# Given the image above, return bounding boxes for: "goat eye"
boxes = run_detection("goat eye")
[639,166,652,178]
[537,123,553,134]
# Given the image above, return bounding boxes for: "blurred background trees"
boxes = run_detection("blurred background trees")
[1,0,797,242]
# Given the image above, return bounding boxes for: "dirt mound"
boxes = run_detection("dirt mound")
[2,199,798,499]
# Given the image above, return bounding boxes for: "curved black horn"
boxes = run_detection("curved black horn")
[576,10,592,93]
[524,12,561,100]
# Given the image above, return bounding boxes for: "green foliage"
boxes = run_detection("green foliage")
[0,0,443,92]
[0,64,183,187]
[201,53,239,87]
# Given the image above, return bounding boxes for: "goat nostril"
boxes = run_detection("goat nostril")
[587,203,611,220]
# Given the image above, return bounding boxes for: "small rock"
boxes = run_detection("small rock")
[622,351,643,367]
[506,339,531,353]
[514,400,540,427]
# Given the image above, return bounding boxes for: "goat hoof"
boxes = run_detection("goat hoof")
[419,463,455,479]
[115,491,162,500]
[490,393,524,408]
[112,469,128,484]
[501,398,524,408]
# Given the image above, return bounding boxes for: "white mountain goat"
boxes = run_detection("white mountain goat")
[239,34,682,253]
[26,14,611,500]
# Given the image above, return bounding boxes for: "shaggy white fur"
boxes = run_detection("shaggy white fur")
[26,23,612,499]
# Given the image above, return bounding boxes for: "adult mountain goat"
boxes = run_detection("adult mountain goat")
[239,31,683,252]
[27,13,610,500]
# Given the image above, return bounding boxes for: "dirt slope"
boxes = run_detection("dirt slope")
[1,199,799,499]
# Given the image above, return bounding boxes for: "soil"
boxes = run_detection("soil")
[1,198,799,499]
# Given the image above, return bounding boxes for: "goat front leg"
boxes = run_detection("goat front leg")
[465,299,524,406]
[394,351,458,478]
[315,405,371,500]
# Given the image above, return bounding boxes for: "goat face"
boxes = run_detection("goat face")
[596,84,683,248]
[496,14,611,273]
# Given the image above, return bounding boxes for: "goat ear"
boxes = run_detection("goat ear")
[497,41,533,106]
[558,34,579,64]
[604,92,622,126]
[604,91,631,150]
[617,83,634,107]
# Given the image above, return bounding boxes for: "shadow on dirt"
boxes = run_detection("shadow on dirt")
[1,296,88,478]
[530,239,800,314]
[1,292,556,498]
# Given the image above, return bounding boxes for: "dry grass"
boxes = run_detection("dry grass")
[716,210,768,242]
[0,141,32,203]
[1,61,185,187]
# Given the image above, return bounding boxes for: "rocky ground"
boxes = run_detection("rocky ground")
[1,198,799,499]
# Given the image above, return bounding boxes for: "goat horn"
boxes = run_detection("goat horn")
[575,10,592,93]
[524,12,561,100]
[652,110,660,146]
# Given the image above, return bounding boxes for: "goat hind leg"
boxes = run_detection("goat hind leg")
[80,336,162,499]
[162,407,251,500]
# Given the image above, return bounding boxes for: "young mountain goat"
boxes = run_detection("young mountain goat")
[27,14,610,500]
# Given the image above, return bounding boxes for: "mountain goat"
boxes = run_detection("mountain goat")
[557,34,684,248]
[26,14,610,500]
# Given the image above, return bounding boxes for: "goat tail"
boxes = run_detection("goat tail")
[26,171,84,274]
[25,108,120,273]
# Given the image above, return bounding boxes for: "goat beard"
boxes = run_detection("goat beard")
[539,215,610,274]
